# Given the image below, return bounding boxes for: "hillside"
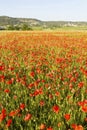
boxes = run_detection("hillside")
[0,16,87,30]
[0,16,42,26]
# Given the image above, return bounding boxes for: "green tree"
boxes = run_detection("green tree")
[21,24,32,30]
[7,25,15,30]
[14,25,20,30]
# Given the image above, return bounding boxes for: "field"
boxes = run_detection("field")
[0,31,87,130]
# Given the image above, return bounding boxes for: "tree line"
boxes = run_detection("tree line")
[0,24,33,30]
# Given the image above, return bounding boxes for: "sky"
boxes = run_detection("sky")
[0,0,87,21]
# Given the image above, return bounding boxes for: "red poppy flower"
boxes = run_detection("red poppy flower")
[4,89,10,93]
[30,71,35,77]
[20,103,25,110]
[74,125,84,130]
[9,110,18,117]
[82,105,87,113]
[40,100,45,107]
[84,117,87,122]
[24,113,32,121]
[78,82,84,88]
[71,124,77,129]
[52,105,60,113]
[0,108,6,123]
[39,123,46,130]
[6,119,12,127]
[47,127,53,130]
[57,122,62,127]
[6,80,13,85]
[0,65,5,71]
[64,114,70,121]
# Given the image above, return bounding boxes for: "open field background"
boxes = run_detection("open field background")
[0,31,87,130]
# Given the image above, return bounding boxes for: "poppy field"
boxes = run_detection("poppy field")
[0,31,87,130]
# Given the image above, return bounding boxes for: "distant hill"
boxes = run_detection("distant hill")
[0,16,87,30]
[0,16,42,26]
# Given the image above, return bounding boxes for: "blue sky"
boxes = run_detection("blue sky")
[0,0,87,21]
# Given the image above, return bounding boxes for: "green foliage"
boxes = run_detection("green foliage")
[21,24,32,30]
[7,25,15,30]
